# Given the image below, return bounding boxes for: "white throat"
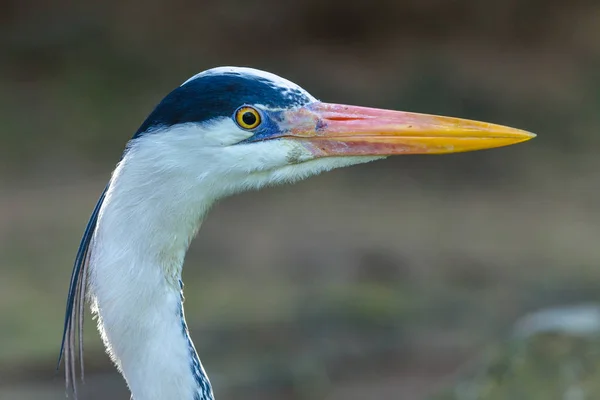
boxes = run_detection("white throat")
[88,146,215,400]
[84,122,378,400]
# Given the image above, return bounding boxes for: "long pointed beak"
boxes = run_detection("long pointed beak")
[275,102,535,156]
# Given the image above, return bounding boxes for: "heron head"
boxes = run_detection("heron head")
[124,66,534,199]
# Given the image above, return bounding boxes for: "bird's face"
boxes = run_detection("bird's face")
[127,67,534,199]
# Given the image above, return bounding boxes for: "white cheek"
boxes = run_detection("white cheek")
[201,119,252,146]
[127,125,382,201]
[219,139,307,175]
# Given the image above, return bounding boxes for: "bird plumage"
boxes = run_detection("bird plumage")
[59,67,375,400]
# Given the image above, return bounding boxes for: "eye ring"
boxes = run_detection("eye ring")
[234,106,262,130]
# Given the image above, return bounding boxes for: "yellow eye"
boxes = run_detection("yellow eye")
[235,106,262,130]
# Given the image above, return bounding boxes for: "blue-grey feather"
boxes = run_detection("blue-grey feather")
[179,280,214,400]
[57,185,108,375]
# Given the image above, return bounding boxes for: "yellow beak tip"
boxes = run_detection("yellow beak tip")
[520,131,537,141]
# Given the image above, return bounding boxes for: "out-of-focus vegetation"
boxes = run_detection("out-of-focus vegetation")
[2,0,600,399]
[434,305,600,400]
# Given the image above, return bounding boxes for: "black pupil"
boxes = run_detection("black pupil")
[242,111,257,126]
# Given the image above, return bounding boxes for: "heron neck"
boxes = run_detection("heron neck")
[88,157,215,400]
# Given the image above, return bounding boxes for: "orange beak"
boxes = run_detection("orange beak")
[272,102,535,156]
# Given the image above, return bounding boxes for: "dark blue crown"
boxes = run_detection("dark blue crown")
[134,68,314,138]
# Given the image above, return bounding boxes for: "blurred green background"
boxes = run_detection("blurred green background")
[2,0,600,399]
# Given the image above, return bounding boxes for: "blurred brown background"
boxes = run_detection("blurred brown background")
[2,0,600,399]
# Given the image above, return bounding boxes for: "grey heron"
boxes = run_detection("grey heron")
[58,66,535,400]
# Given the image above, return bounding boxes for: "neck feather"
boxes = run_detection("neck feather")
[88,151,215,400]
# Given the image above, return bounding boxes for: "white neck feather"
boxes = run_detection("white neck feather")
[85,121,379,400]
[88,143,215,400]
